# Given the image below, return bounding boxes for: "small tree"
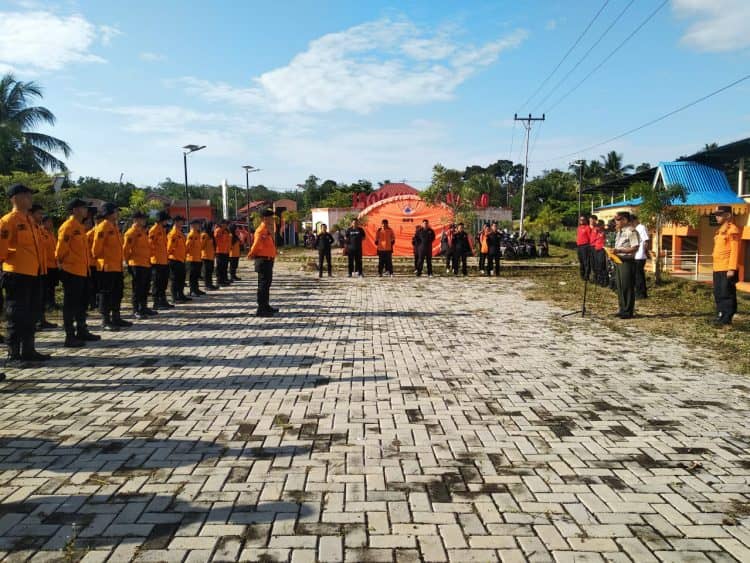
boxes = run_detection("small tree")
[626,180,695,284]
[422,164,478,227]
[526,203,563,235]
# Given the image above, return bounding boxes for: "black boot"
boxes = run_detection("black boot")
[64,333,85,348]
[101,311,119,332]
[21,334,51,361]
[6,335,21,361]
[76,325,101,341]
[112,309,133,328]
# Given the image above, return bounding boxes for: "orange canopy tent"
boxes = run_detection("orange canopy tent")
[358,195,454,257]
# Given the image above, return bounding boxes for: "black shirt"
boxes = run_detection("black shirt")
[451,231,471,255]
[315,232,334,252]
[345,227,365,251]
[417,227,435,251]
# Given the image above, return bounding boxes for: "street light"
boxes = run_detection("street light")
[242,165,261,231]
[183,144,206,223]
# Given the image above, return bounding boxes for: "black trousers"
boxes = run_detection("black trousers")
[4,272,41,357]
[130,266,151,313]
[46,267,59,308]
[444,250,453,270]
[318,250,332,276]
[593,249,608,287]
[453,253,468,275]
[151,263,169,304]
[216,253,230,284]
[635,259,648,298]
[614,260,636,317]
[377,251,393,275]
[88,267,98,310]
[37,273,48,324]
[487,252,500,275]
[229,257,240,279]
[169,260,186,300]
[203,259,215,288]
[417,250,432,276]
[255,258,274,312]
[577,244,591,280]
[413,250,419,271]
[713,271,738,324]
[188,261,202,293]
[347,249,363,276]
[61,271,89,337]
[479,252,487,272]
[98,271,124,320]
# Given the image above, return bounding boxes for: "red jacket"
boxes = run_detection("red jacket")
[576,225,591,246]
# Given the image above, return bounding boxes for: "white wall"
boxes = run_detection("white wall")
[311,208,355,232]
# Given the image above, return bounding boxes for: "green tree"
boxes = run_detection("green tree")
[0,73,71,174]
[600,150,633,181]
[121,188,162,219]
[422,164,479,227]
[301,175,320,211]
[635,162,652,173]
[319,189,356,208]
[526,203,564,234]
[626,180,694,285]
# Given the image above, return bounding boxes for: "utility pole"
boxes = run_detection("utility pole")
[571,159,585,217]
[514,113,545,235]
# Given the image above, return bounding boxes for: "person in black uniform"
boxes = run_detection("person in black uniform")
[416,219,435,277]
[412,225,422,274]
[441,224,455,273]
[344,219,365,277]
[451,223,471,276]
[486,222,502,276]
[315,223,334,278]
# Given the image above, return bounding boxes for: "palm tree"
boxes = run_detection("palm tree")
[0,73,71,174]
[599,150,633,181]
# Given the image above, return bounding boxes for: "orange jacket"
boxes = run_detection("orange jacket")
[92,219,124,272]
[86,228,96,268]
[123,224,151,268]
[149,223,168,265]
[167,226,187,262]
[186,229,202,262]
[249,222,276,259]
[56,216,90,277]
[0,210,43,276]
[713,221,741,272]
[375,226,396,252]
[229,239,241,258]
[40,226,57,270]
[214,226,231,254]
[200,233,215,260]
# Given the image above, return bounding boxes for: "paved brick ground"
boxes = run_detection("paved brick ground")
[0,262,749,562]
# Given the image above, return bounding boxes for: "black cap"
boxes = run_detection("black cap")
[172,215,186,222]
[156,210,171,222]
[67,198,88,211]
[132,211,147,219]
[261,208,274,217]
[30,204,44,213]
[713,205,732,215]
[7,183,35,197]
[100,202,118,217]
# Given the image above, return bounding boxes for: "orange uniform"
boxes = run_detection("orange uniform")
[186,229,202,262]
[375,226,395,252]
[56,216,90,277]
[86,228,96,267]
[92,219,124,272]
[148,223,168,265]
[713,221,741,272]
[214,226,231,254]
[123,223,151,268]
[249,222,276,259]
[200,233,215,260]
[229,239,241,258]
[40,226,57,270]
[0,210,43,276]
[167,226,187,262]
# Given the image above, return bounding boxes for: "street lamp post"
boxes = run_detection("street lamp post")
[182,144,206,223]
[242,165,261,231]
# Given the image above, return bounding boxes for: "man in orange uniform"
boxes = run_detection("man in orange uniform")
[186,219,204,297]
[228,224,242,282]
[93,203,132,331]
[0,183,49,366]
[375,219,396,276]
[167,215,190,303]
[42,215,61,312]
[248,209,277,317]
[123,211,156,319]
[214,220,231,286]
[56,198,101,347]
[711,205,741,327]
[30,204,57,330]
[149,211,172,310]
[86,215,98,311]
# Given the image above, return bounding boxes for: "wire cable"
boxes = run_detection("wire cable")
[546,0,669,113]
[517,0,610,112]
[534,0,635,113]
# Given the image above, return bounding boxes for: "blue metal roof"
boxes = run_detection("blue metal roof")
[596,161,745,209]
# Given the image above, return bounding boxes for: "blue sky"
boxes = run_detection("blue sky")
[1,0,748,190]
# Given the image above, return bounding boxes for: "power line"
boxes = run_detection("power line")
[543,73,750,163]
[517,0,610,112]
[534,0,635,113]
[546,0,669,114]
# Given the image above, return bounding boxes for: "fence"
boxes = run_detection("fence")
[660,251,713,281]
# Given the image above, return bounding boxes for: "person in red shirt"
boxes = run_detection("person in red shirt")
[576,215,592,281]
[590,220,608,286]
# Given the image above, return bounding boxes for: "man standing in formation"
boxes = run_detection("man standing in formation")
[576,215,591,281]
[441,224,454,273]
[249,209,277,317]
[123,211,155,319]
[32,204,57,330]
[415,219,435,277]
[451,223,471,276]
[186,219,204,297]
[167,215,190,303]
[612,212,640,319]
[149,211,172,310]
[345,218,365,277]
[375,219,395,277]
[93,203,132,331]
[477,224,490,274]
[486,222,501,276]
[56,199,100,347]
[214,220,231,286]
[315,223,334,278]
[711,206,740,327]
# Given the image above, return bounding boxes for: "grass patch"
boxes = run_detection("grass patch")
[523,267,750,375]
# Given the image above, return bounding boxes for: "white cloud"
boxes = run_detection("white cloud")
[140,51,166,62]
[672,0,750,52]
[180,18,527,114]
[97,105,234,135]
[0,11,116,72]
